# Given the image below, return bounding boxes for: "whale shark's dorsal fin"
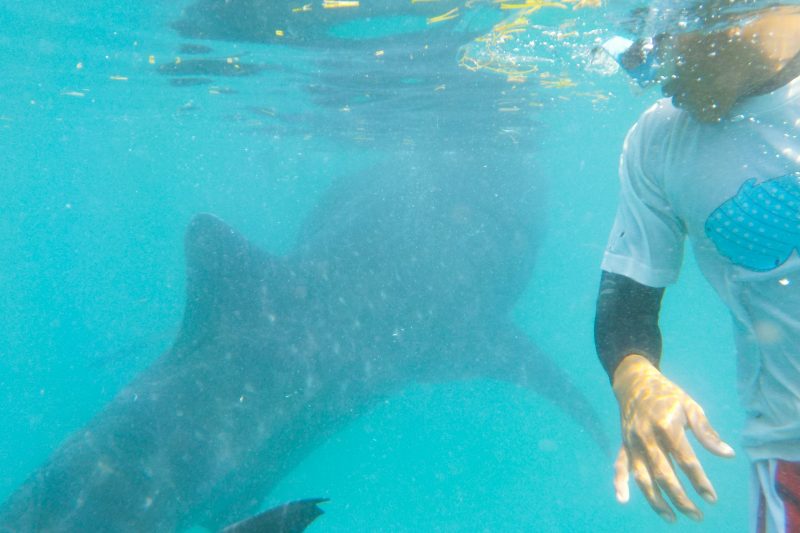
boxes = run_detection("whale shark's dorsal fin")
[177,213,286,347]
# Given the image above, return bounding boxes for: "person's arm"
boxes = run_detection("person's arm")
[595,270,664,378]
[594,270,735,523]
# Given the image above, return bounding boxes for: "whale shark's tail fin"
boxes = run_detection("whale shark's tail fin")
[220,498,328,533]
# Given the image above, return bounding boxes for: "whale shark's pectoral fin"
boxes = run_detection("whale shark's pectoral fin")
[430,321,609,454]
[220,498,329,533]
[498,325,609,454]
[176,213,292,347]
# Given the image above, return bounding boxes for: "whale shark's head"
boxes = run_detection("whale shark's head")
[294,148,544,323]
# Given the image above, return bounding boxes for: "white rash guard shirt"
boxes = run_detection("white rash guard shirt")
[602,76,800,461]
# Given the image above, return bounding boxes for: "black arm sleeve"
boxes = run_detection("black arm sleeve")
[594,270,665,381]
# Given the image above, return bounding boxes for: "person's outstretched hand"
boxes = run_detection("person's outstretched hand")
[611,354,735,522]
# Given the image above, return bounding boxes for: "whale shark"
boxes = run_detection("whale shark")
[0,0,606,529]
[0,146,605,531]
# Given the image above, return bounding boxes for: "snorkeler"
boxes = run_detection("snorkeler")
[594,2,800,531]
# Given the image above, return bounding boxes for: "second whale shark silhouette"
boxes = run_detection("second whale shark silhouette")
[0,149,605,531]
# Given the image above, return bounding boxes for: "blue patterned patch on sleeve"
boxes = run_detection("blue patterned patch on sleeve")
[704,173,800,271]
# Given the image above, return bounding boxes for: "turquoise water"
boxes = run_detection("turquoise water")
[0,1,749,531]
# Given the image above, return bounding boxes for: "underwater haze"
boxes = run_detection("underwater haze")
[0,0,749,531]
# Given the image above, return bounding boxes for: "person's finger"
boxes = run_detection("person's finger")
[670,429,718,504]
[630,451,676,522]
[685,403,735,457]
[645,439,702,521]
[614,446,630,503]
